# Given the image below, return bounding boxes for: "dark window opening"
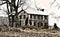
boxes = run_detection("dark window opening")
[20,20,21,26]
[34,22,36,26]
[24,15,25,19]
[20,15,22,19]
[41,16,43,19]
[44,16,48,19]
[24,11,25,13]
[38,23,41,27]
[41,23,43,26]
[34,15,36,19]
[40,9,44,11]
[30,15,32,18]
[38,16,40,19]
[45,23,47,25]
[29,20,32,25]
[38,23,39,27]
[25,17,28,26]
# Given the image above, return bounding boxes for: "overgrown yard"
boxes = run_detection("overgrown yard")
[0,25,60,37]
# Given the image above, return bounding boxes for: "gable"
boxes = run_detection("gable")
[18,10,28,17]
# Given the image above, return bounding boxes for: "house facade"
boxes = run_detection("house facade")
[19,10,48,27]
[9,10,48,28]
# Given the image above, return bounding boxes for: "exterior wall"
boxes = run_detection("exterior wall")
[28,14,48,28]
[48,15,56,26]
[18,11,28,26]
[18,11,48,28]
[9,10,48,27]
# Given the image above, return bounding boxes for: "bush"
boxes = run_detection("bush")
[54,23,59,29]
[44,24,49,29]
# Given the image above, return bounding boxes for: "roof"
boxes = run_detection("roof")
[25,8,49,15]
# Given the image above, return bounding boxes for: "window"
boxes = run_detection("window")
[30,15,32,18]
[34,22,36,26]
[38,23,40,27]
[44,16,48,19]
[41,16,43,19]
[20,20,21,26]
[29,20,32,25]
[38,16,40,19]
[20,15,22,19]
[34,15,36,19]
[41,23,43,26]
[45,23,48,25]
[24,15,25,19]
[21,20,25,26]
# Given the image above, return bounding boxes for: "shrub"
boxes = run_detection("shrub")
[54,23,59,29]
[44,24,49,29]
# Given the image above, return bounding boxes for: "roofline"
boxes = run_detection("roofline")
[18,9,48,16]
[27,13,48,16]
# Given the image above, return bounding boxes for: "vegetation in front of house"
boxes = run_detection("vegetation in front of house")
[0,23,60,37]
[53,23,59,29]
[0,23,59,33]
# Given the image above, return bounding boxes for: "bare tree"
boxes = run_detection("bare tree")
[0,0,27,27]
[0,0,45,27]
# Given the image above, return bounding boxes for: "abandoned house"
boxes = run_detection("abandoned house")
[9,9,48,28]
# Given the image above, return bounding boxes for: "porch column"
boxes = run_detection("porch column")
[36,21,38,27]
[43,16,44,20]
[29,15,30,19]
[36,16,37,19]
[36,16,38,27]
[43,16,44,27]
[28,19,30,26]
[42,22,44,27]
[28,15,30,26]
[32,21,34,26]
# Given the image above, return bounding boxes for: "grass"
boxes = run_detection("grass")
[0,25,60,37]
[0,28,60,37]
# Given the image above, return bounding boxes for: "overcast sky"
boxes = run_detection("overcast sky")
[0,0,60,27]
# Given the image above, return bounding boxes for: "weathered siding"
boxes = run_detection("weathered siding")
[9,10,48,28]
[28,14,48,28]
[18,11,28,26]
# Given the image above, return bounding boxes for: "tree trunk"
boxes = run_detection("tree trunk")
[14,1,19,27]
[8,16,10,26]
[15,7,19,27]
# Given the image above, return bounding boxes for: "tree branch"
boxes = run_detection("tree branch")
[0,2,7,5]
